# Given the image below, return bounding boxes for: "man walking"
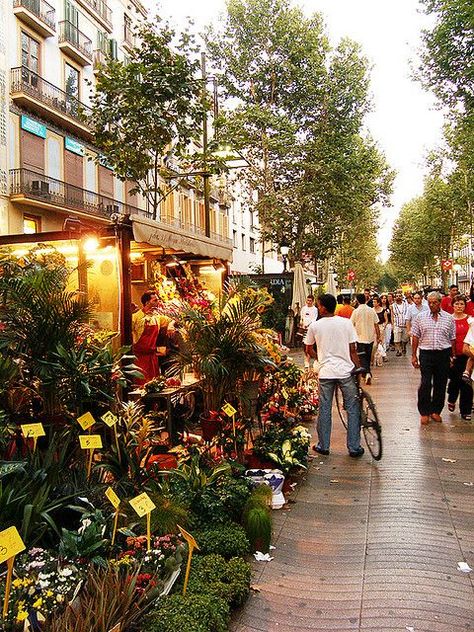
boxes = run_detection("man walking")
[350,293,381,385]
[391,290,409,356]
[441,284,459,314]
[300,295,318,368]
[406,290,429,337]
[411,291,456,425]
[304,294,364,457]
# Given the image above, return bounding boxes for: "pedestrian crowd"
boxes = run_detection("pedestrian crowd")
[301,284,474,458]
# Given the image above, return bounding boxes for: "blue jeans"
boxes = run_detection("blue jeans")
[317,377,362,453]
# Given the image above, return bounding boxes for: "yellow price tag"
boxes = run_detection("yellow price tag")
[77,412,96,431]
[222,402,237,417]
[0,526,26,565]
[79,434,103,450]
[178,525,199,551]
[281,388,289,400]
[129,492,156,518]
[101,411,118,427]
[105,487,121,509]
[20,423,45,439]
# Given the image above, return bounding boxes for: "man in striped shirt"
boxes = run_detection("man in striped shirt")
[391,290,409,356]
[411,291,456,425]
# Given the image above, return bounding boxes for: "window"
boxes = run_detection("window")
[124,14,132,43]
[21,32,40,74]
[23,214,41,234]
[65,63,80,99]
[97,31,109,54]
[250,237,256,254]
[241,234,246,251]
[232,230,237,248]
[249,209,255,229]
[109,39,118,60]
[65,63,80,116]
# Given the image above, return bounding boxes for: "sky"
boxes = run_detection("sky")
[151,0,445,260]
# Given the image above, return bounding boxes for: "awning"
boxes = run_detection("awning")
[131,215,233,262]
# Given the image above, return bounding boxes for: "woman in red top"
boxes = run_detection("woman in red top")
[447,295,472,420]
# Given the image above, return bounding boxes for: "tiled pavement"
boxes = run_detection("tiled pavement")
[232,350,474,631]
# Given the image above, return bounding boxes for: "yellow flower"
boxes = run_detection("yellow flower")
[32,597,43,609]
[13,578,23,588]
[16,610,29,622]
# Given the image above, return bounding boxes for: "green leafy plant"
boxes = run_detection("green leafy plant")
[143,593,230,632]
[59,510,109,567]
[186,553,252,608]
[194,523,250,559]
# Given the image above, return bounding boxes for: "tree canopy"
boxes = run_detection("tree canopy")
[206,0,393,267]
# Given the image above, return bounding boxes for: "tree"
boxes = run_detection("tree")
[419,0,474,111]
[89,20,204,219]
[206,0,393,263]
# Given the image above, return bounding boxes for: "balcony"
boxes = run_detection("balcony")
[93,49,107,73]
[10,169,148,221]
[13,0,55,38]
[58,21,92,66]
[11,67,92,139]
[74,0,112,32]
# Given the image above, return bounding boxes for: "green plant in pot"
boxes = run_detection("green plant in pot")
[170,283,274,414]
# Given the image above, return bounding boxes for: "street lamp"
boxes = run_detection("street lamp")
[280,244,289,273]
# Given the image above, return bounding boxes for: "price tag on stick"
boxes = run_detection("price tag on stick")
[222,402,237,417]
[0,526,26,618]
[105,487,121,546]
[130,493,156,551]
[177,525,200,596]
[101,411,118,427]
[21,423,45,453]
[77,412,96,431]
[79,435,102,479]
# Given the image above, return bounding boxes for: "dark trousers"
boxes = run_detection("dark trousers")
[418,348,451,416]
[357,342,374,377]
[447,355,473,416]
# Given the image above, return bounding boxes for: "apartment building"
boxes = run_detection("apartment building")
[1,0,231,256]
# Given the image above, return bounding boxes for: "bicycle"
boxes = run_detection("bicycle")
[334,367,382,460]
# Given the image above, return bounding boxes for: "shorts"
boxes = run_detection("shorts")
[393,325,409,344]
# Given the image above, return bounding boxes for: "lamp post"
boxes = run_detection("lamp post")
[280,244,289,273]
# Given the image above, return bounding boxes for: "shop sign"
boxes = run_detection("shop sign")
[21,115,46,139]
[65,137,85,156]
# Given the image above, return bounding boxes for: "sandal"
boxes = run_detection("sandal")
[462,372,472,385]
[448,402,455,412]
[461,414,471,421]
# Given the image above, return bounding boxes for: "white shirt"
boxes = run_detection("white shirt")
[300,304,318,327]
[406,302,429,324]
[350,304,378,343]
[304,316,357,379]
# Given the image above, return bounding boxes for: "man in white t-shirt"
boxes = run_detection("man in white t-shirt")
[300,295,319,368]
[350,293,381,385]
[304,293,364,458]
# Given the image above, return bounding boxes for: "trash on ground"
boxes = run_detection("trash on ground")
[457,562,472,573]
[442,458,457,463]
[254,552,274,562]
[463,482,473,486]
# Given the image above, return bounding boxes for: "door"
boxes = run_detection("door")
[64,149,83,210]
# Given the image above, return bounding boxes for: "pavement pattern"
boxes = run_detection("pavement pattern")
[232,350,474,631]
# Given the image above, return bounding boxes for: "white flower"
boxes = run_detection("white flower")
[38,573,52,580]
[78,518,92,535]
[39,580,50,589]
[58,568,73,577]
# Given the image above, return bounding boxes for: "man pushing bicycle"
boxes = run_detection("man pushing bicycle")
[304,293,365,458]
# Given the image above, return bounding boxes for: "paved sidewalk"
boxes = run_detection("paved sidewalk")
[232,351,474,631]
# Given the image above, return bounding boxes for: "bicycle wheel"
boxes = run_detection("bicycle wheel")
[360,390,382,460]
[335,384,348,429]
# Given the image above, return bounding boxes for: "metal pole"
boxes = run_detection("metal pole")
[201,52,211,238]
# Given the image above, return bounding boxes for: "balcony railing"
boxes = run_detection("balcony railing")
[10,169,147,221]
[11,67,92,127]
[77,0,111,29]
[13,0,55,31]
[59,21,92,62]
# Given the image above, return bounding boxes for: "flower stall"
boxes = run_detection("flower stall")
[0,249,318,631]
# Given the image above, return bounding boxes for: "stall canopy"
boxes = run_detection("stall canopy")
[291,262,308,312]
[132,216,233,262]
